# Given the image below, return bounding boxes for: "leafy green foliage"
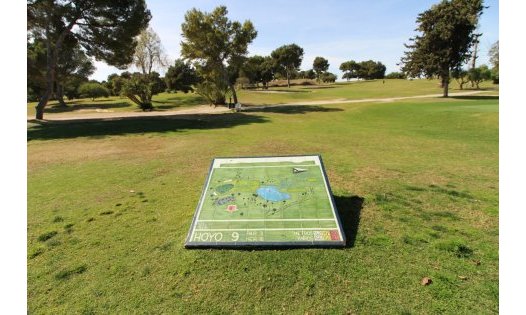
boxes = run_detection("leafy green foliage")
[165,59,200,93]
[467,64,491,89]
[78,82,110,100]
[28,0,151,118]
[271,44,304,88]
[240,55,275,88]
[320,72,337,83]
[340,60,386,80]
[385,72,407,79]
[400,0,484,96]
[119,72,164,111]
[451,68,470,89]
[181,6,257,104]
[313,57,330,82]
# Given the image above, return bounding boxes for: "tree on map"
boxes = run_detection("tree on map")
[28,0,151,119]
[165,59,201,93]
[271,44,304,88]
[313,57,330,83]
[181,6,257,105]
[400,0,484,97]
[488,40,499,84]
[78,82,110,100]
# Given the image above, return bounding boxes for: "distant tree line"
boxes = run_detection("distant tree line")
[339,60,386,81]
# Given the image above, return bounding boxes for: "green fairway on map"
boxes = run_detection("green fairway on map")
[185,155,345,247]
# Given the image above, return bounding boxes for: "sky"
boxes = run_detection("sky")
[90,0,499,81]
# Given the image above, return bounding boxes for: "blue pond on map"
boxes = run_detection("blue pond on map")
[256,186,291,202]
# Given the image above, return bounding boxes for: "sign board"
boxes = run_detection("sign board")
[185,155,345,248]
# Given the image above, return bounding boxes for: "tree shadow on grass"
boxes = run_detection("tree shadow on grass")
[242,105,343,115]
[27,112,268,141]
[449,95,499,101]
[44,101,131,113]
[334,195,364,248]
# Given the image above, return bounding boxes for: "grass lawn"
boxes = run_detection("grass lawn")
[27,92,498,313]
[27,79,498,118]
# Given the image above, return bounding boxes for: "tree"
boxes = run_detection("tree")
[28,34,95,104]
[181,6,257,105]
[340,60,361,81]
[320,72,337,83]
[106,73,125,96]
[120,72,163,111]
[467,64,491,89]
[165,59,200,93]
[78,82,110,100]
[241,55,275,89]
[313,57,329,83]
[358,60,386,80]
[133,27,168,76]
[54,35,95,106]
[123,27,168,109]
[451,68,470,89]
[271,44,304,88]
[489,40,499,84]
[400,0,484,97]
[385,72,407,79]
[28,0,151,119]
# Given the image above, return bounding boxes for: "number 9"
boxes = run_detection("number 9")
[232,232,239,241]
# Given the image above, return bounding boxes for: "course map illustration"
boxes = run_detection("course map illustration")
[185,155,345,247]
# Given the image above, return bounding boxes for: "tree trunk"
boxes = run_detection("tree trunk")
[442,77,449,97]
[286,70,290,88]
[230,83,238,104]
[56,83,67,107]
[36,29,54,120]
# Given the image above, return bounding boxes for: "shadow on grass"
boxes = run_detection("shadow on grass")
[44,101,131,113]
[334,195,364,248]
[27,112,268,141]
[449,95,499,101]
[243,105,343,115]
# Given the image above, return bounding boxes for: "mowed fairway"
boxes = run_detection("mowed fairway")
[27,91,498,313]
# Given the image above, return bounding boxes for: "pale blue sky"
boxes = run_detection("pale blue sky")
[91,0,499,81]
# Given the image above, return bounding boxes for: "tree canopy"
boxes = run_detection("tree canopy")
[133,27,168,75]
[28,0,151,119]
[271,44,304,88]
[340,60,386,80]
[240,55,275,89]
[313,57,329,82]
[165,59,200,93]
[400,0,484,97]
[181,6,257,105]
